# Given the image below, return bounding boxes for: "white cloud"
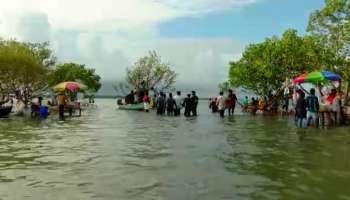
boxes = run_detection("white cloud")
[0,0,257,31]
[0,0,256,94]
[0,0,176,31]
[159,0,258,15]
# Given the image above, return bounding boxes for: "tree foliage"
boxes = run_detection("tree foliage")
[229,29,336,97]
[0,39,51,101]
[48,63,102,92]
[126,51,177,91]
[308,0,350,59]
[308,0,350,99]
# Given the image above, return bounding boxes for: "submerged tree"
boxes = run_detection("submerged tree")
[0,39,53,103]
[48,63,102,93]
[308,0,350,101]
[126,51,177,92]
[308,0,350,60]
[229,29,336,97]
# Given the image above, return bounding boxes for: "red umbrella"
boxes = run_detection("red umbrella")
[53,81,86,92]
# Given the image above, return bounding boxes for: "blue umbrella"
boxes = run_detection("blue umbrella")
[322,71,341,82]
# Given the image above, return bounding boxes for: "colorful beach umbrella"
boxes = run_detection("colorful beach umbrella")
[53,81,86,92]
[293,71,341,84]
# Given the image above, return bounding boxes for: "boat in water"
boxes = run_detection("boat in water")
[118,103,144,111]
[0,106,12,117]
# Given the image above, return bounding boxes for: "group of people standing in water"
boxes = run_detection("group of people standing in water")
[206,86,342,127]
[125,90,199,117]
[209,89,239,117]
[152,91,199,116]
[293,87,342,128]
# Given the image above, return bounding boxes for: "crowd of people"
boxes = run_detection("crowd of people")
[209,89,239,117]
[123,90,199,117]
[294,87,342,128]
[29,92,84,121]
[207,85,343,127]
[209,92,285,118]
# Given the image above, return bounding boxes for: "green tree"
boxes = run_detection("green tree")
[48,63,102,92]
[24,41,57,68]
[308,0,350,101]
[0,39,50,103]
[229,29,335,97]
[308,0,350,60]
[126,51,177,91]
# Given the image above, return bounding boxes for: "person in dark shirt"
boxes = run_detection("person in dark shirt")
[166,93,177,116]
[209,98,218,113]
[295,92,308,128]
[161,93,167,114]
[183,94,192,117]
[306,88,320,127]
[226,89,238,116]
[156,92,166,115]
[125,90,135,104]
[191,91,199,116]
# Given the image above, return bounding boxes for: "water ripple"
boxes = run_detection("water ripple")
[0,100,350,200]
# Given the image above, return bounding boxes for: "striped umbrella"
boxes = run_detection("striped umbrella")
[53,81,86,92]
[293,71,341,84]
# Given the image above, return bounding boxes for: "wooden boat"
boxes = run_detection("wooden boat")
[118,103,144,111]
[0,106,12,117]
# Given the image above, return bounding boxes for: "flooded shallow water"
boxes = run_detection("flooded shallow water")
[0,99,350,200]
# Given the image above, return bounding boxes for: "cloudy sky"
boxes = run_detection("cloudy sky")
[0,0,324,95]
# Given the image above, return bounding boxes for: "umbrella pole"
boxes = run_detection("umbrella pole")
[339,80,343,125]
[317,82,324,97]
[346,82,350,105]
[299,84,310,95]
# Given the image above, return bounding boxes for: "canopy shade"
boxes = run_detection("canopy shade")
[53,81,86,92]
[293,71,341,84]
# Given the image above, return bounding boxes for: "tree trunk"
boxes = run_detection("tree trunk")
[346,81,350,105]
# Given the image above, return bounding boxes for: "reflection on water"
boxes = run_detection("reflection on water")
[0,99,350,200]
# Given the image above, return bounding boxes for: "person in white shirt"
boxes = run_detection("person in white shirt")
[216,92,226,117]
[173,91,183,116]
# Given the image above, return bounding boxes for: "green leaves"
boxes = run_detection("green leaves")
[307,0,350,100]
[228,29,334,97]
[48,63,101,93]
[0,39,49,100]
[126,51,177,91]
[0,38,101,103]
[225,0,350,101]
[308,0,350,60]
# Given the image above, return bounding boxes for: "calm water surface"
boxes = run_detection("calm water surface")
[0,99,350,200]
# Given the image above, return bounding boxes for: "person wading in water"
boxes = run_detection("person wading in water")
[166,93,176,116]
[226,89,238,116]
[174,91,183,116]
[143,91,150,112]
[191,91,199,116]
[217,91,226,117]
[156,92,166,115]
[183,94,192,117]
[57,92,66,121]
